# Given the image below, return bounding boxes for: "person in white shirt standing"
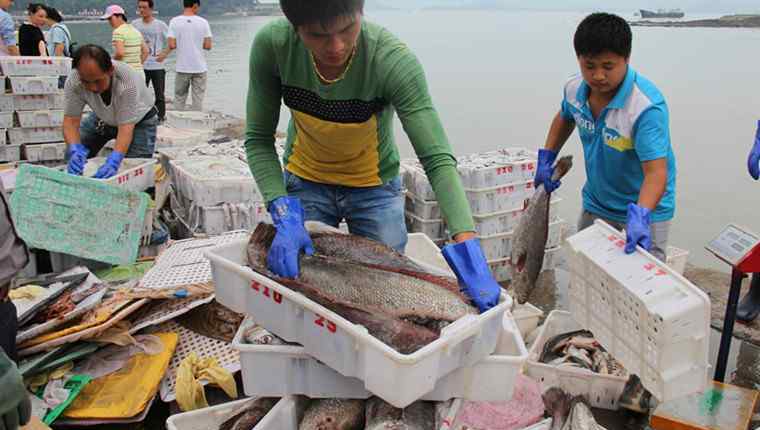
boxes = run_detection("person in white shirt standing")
[167,0,212,111]
[133,0,170,122]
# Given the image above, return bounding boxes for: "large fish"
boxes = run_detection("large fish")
[218,397,279,430]
[310,232,428,274]
[365,397,435,430]
[247,224,477,353]
[299,399,365,430]
[511,156,573,304]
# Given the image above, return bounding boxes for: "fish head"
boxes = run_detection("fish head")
[299,399,365,430]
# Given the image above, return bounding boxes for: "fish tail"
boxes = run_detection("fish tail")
[250,222,277,248]
[551,156,573,181]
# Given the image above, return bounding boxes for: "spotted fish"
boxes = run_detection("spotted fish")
[299,399,365,430]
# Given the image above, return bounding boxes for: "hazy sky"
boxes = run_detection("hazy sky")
[371,0,760,14]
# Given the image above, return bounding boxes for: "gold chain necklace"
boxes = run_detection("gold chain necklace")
[311,47,357,84]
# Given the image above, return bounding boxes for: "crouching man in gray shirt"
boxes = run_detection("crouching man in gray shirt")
[63,44,158,178]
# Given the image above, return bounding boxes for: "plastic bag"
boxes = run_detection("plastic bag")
[175,352,238,412]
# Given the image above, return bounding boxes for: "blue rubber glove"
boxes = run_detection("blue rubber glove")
[534,149,561,193]
[748,120,760,180]
[66,143,89,176]
[266,196,314,279]
[92,151,124,179]
[442,238,501,313]
[624,203,652,254]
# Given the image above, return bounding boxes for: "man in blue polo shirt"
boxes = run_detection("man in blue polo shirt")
[535,12,676,262]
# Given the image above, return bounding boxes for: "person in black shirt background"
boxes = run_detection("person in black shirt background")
[19,3,47,56]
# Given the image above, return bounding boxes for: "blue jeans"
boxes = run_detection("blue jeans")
[79,111,158,159]
[284,171,408,252]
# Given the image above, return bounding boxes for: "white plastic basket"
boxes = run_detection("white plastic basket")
[0,143,21,162]
[472,197,561,237]
[0,95,12,112]
[666,246,689,275]
[173,194,271,236]
[7,76,59,95]
[456,147,537,189]
[59,157,157,192]
[233,313,527,402]
[404,211,445,240]
[16,110,63,128]
[9,128,61,145]
[206,240,512,408]
[479,219,564,261]
[13,93,64,111]
[512,303,544,339]
[0,112,12,128]
[165,111,216,130]
[22,142,65,162]
[166,398,259,430]
[169,156,262,206]
[525,310,628,410]
[487,245,562,282]
[564,220,710,402]
[0,56,71,76]
[465,180,534,215]
[405,192,440,220]
[156,125,214,148]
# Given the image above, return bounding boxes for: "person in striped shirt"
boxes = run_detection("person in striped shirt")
[102,5,148,71]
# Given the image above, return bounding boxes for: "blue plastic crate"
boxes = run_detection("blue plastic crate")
[10,164,148,265]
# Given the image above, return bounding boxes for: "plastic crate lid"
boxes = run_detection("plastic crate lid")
[9,164,148,265]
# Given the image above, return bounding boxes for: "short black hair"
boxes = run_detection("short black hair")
[43,5,63,22]
[574,13,632,59]
[27,3,44,15]
[183,0,199,8]
[280,0,364,29]
[139,0,154,8]
[73,44,113,72]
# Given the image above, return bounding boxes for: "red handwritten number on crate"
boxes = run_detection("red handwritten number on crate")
[250,281,283,304]
[314,315,337,333]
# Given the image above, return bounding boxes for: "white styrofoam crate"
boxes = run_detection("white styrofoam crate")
[456,147,538,189]
[234,312,527,402]
[0,56,71,76]
[512,302,544,339]
[13,93,64,111]
[441,398,552,430]
[7,76,59,95]
[173,195,271,236]
[156,125,214,148]
[16,110,63,128]
[488,245,562,283]
[472,197,561,237]
[22,142,65,162]
[405,192,440,219]
[169,156,262,206]
[405,211,445,240]
[525,310,629,410]
[564,220,710,402]
[0,95,12,112]
[0,143,21,162]
[465,180,535,215]
[479,219,564,261]
[0,112,12,128]
[166,398,260,430]
[666,246,689,275]
[9,128,61,145]
[206,240,512,408]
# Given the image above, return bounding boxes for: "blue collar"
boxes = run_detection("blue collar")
[577,66,636,110]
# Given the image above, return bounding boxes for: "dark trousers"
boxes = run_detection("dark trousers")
[0,300,17,362]
[144,69,166,121]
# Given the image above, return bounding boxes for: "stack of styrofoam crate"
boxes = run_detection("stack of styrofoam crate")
[0,57,69,165]
[168,156,270,236]
[401,148,566,281]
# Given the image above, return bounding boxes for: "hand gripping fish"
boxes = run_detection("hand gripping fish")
[511,156,573,304]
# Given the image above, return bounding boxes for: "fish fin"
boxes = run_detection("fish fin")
[250,222,276,248]
[551,156,574,181]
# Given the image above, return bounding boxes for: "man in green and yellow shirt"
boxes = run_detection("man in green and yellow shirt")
[245,0,500,312]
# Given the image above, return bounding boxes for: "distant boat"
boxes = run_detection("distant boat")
[640,9,685,18]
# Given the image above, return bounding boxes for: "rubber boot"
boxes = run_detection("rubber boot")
[737,273,760,323]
